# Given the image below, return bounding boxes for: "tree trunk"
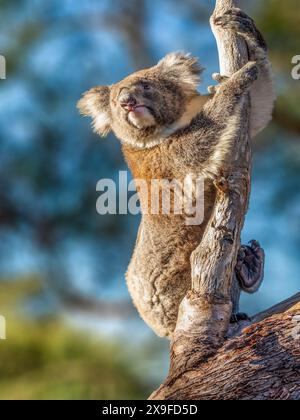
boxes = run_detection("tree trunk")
[149,0,300,400]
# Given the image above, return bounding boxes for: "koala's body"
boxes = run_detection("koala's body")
[78,9,275,338]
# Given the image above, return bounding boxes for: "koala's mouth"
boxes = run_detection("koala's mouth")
[125,104,156,129]
[126,104,154,115]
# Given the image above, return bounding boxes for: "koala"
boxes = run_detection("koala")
[78,9,275,338]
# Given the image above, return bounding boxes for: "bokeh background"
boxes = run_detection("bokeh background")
[0,0,299,400]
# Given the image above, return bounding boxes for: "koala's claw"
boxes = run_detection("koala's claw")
[249,239,261,250]
[212,73,229,83]
[230,312,251,324]
[214,8,254,32]
[208,85,217,94]
[223,8,253,19]
[235,240,265,294]
[215,17,254,40]
[208,73,230,94]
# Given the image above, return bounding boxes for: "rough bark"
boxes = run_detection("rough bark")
[150,297,300,400]
[149,0,300,400]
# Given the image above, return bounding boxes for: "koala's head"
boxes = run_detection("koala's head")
[77,52,203,148]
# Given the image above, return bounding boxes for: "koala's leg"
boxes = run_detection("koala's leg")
[214,8,275,137]
[230,240,265,323]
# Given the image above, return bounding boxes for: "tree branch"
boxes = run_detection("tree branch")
[150,298,300,400]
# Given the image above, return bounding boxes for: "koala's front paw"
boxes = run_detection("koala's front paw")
[214,8,254,32]
[207,73,229,94]
[214,8,267,59]
[212,73,229,84]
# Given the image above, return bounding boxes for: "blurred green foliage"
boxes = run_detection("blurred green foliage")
[0,280,150,400]
[256,0,300,69]
[254,0,300,135]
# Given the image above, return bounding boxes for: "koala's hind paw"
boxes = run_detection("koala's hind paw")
[235,240,265,294]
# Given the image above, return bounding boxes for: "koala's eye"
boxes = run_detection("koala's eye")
[141,82,151,91]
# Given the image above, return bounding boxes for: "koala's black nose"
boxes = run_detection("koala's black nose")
[119,93,137,110]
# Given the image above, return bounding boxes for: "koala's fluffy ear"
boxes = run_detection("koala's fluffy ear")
[156,52,204,90]
[77,86,111,137]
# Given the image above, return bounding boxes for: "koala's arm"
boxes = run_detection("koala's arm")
[185,8,275,179]
[192,60,259,179]
[205,61,258,121]
[213,8,276,138]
